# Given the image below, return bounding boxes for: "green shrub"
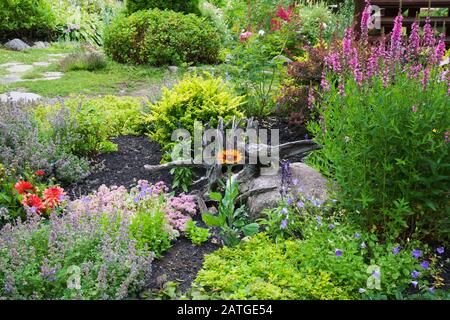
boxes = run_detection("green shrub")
[60,52,107,72]
[145,75,244,149]
[0,0,58,40]
[126,0,200,14]
[308,73,450,241]
[36,96,148,156]
[192,234,353,299]
[104,9,222,66]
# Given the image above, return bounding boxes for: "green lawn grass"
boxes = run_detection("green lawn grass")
[0,43,182,97]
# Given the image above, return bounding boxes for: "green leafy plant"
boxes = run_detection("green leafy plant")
[202,174,259,247]
[126,0,200,14]
[308,72,450,241]
[0,0,58,40]
[145,74,244,150]
[185,220,210,245]
[170,167,194,193]
[104,9,222,66]
[35,95,148,156]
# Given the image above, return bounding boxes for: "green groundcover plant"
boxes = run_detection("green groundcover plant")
[104,9,222,66]
[126,0,200,15]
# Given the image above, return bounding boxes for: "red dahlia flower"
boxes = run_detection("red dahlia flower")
[14,181,35,195]
[35,170,45,176]
[43,187,66,208]
[22,194,45,213]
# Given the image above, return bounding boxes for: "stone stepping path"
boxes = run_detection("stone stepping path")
[0,53,67,85]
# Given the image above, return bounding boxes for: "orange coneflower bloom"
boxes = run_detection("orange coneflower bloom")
[217,149,243,165]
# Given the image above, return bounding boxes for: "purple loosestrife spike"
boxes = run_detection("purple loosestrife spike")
[437,247,445,254]
[420,261,429,270]
[412,249,422,259]
[433,34,446,65]
[411,270,420,278]
[343,28,352,57]
[320,72,330,91]
[360,1,371,44]
[335,249,343,257]
[408,22,420,55]
[423,17,435,47]
[390,14,403,57]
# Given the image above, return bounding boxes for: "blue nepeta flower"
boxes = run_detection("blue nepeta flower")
[287,198,293,205]
[297,201,305,208]
[392,246,400,255]
[412,249,422,259]
[281,207,288,215]
[411,270,420,278]
[316,215,322,225]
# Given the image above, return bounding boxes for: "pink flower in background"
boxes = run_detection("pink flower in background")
[239,31,253,42]
[320,72,330,91]
[411,105,417,113]
[270,19,282,31]
[276,5,293,22]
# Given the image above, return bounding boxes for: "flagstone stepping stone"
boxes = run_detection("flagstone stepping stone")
[6,64,33,73]
[40,72,63,80]
[0,62,22,68]
[0,91,42,103]
[33,61,51,67]
[0,75,22,84]
[47,53,67,57]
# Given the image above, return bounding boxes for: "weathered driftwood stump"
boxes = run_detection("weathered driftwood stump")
[144,117,321,213]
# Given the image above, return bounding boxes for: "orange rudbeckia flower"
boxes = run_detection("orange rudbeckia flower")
[217,149,243,165]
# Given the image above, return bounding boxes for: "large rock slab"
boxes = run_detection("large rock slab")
[245,162,329,218]
[0,91,42,103]
[4,39,30,51]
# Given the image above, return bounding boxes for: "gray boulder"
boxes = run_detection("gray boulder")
[245,162,329,218]
[32,41,50,49]
[4,39,30,51]
[168,66,179,73]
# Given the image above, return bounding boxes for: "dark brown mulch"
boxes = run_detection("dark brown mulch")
[66,135,173,199]
[144,237,221,295]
